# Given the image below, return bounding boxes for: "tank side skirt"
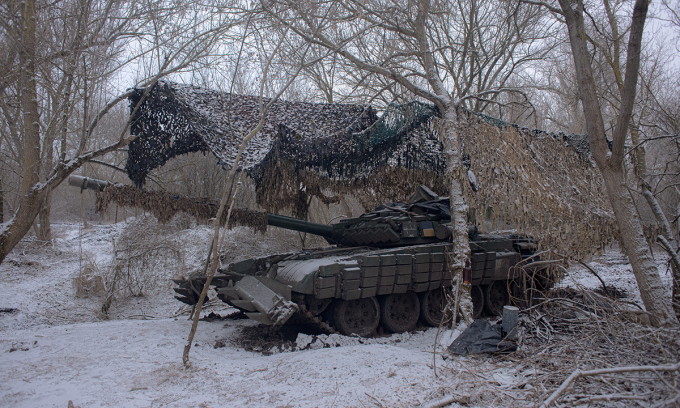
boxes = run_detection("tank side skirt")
[171,237,558,331]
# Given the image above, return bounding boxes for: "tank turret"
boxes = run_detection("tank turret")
[267,198,454,248]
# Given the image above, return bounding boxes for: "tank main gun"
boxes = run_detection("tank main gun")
[67,175,110,192]
[266,213,335,239]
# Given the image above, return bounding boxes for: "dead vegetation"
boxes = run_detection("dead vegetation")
[516,290,680,407]
[73,272,106,298]
[100,215,186,316]
[432,283,680,407]
[73,257,106,298]
[96,184,268,232]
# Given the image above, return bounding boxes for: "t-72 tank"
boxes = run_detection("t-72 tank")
[171,186,550,337]
[67,176,549,336]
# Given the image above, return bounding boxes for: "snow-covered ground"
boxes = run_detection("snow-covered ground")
[0,220,674,407]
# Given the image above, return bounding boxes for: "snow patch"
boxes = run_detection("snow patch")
[1,221,671,407]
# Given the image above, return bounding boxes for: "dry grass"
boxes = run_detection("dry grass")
[100,215,186,316]
[431,285,680,407]
[73,272,106,298]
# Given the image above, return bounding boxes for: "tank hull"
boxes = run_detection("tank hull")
[173,234,555,335]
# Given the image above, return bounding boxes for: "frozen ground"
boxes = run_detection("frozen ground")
[0,220,675,407]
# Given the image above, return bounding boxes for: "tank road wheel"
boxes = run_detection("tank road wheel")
[333,297,380,337]
[379,292,421,333]
[419,289,447,327]
[471,285,485,319]
[484,280,509,316]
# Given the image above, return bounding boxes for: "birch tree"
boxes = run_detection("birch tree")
[530,0,679,325]
[258,0,553,319]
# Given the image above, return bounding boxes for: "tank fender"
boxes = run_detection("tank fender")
[276,259,358,294]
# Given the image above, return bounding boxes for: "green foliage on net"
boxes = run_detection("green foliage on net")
[353,101,439,151]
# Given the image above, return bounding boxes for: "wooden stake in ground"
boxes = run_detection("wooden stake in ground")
[181,169,237,367]
[181,29,317,366]
[182,120,262,367]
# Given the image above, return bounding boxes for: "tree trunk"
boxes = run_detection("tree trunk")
[631,127,679,319]
[0,0,45,255]
[1,0,48,256]
[441,106,472,320]
[601,165,677,325]
[0,188,48,262]
[639,182,680,319]
[558,0,678,326]
[37,131,55,242]
[19,0,42,200]
[37,193,52,242]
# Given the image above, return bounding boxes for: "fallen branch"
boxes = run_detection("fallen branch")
[575,260,608,293]
[365,392,386,407]
[540,362,680,407]
[422,394,470,408]
[574,393,647,404]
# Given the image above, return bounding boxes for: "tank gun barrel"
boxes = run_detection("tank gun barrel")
[67,175,110,192]
[266,213,335,240]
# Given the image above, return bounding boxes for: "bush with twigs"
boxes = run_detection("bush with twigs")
[100,215,186,316]
[429,276,680,407]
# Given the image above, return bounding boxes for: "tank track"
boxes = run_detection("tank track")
[173,277,339,333]
[297,304,338,334]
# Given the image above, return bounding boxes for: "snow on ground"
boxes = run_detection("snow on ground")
[563,247,674,306]
[0,220,674,407]
[1,318,459,407]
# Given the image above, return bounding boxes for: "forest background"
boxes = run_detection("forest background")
[0,0,679,322]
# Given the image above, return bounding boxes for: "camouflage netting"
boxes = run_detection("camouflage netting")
[95,184,268,233]
[119,81,616,259]
[127,81,443,186]
[455,107,616,258]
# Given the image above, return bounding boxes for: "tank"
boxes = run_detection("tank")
[171,186,552,336]
[68,176,553,336]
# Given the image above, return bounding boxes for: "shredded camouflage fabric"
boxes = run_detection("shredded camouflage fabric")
[124,82,617,259]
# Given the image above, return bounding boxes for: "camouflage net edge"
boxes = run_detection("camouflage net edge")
[95,184,268,233]
[455,107,617,259]
[255,163,448,219]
